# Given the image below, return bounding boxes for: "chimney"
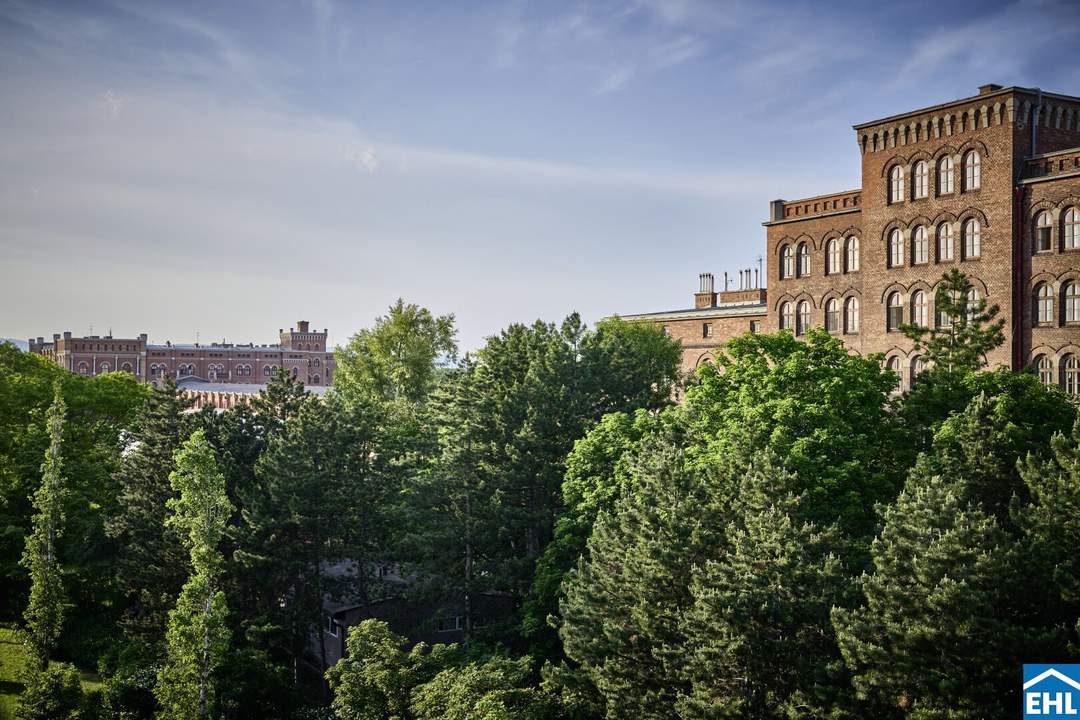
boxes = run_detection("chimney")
[769,199,786,222]
[139,333,147,342]
[695,273,718,309]
[53,334,60,341]
[979,83,1002,95]
[297,320,309,332]
[63,331,72,340]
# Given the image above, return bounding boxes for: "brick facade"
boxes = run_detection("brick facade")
[29,320,336,388]
[623,85,1080,394]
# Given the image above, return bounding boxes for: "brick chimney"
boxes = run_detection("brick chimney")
[695,273,717,309]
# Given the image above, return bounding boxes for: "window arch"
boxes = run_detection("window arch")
[780,245,794,279]
[913,226,928,264]
[938,155,954,194]
[910,356,926,387]
[887,292,903,331]
[100,362,110,373]
[962,218,981,259]
[1035,211,1053,253]
[1065,208,1079,250]
[911,290,928,326]
[312,374,320,385]
[1065,282,1080,323]
[826,238,840,275]
[796,243,810,277]
[937,222,954,262]
[886,356,902,390]
[889,165,904,203]
[913,160,928,199]
[779,302,794,331]
[1063,354,1080,396]
[1035,355,1054,387]
[795,301,810,336]
[825,298,840,332]
[963,150,981,191]
[845,236,860,272]
[966,287,980,321]
[77,362,89,375]
[263,364,272,376]
[1034,283,1054,325]
[121,362,132,373]
[313,358,321,368]
[888,228,904,268]
[844,297,860,333]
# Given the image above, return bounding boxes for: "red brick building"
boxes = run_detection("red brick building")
[29,320,335,388]
[622,84,1080,395]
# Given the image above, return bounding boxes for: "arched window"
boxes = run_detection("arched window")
[797,243,810,277]
[937,222,954,262]
[845,236,860,272]
[100,362,110,373]
[913,226,928,264]
[963,218,981,259]
[781,245,794,279]
[911,290,928,326]
[1034,283,1054,325]
[888,229,904,268]
[887,292,903,331]
[121,362,132,373]
[77,362,89,375]
[263,364,272,376]
[910,356,926,387]
[312,375,320,385]
[291,367,299,378]
[780,302,794,331]
[886,356,902,390]
[963,150,981,191]
[1063,355,1080,396]
[1035,355,1054,387]
[938,155,954,194]
[825,298,840,332]
[313,358,321,368]
[913,161,928,198]
[796,301,810,336]
[1065,282,1080,323]
[826,239,840,275]
[1035,211,1053,253]
[1065,208,1079,250]
[889,165,904,203]
[936,289,954,328]
[845,297,860,334]
[966,288,980,321]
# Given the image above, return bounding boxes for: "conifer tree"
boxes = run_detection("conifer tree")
[901,268,1005,375]
[21,382,69,670]
[679,453,852,718]
[107,377,192,649]
[155,430,233,720]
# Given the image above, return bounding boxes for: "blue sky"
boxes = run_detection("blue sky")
[2,0,1079,350]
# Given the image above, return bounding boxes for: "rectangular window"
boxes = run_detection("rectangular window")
[888,306,904,331]
[749,321,760,334]
[702,323,713,338]
[825,308,839,333]
[1036,227,1052,252]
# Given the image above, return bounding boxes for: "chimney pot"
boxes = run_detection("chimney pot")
[979,83,1002,95]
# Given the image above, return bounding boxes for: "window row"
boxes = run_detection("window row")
[887,219,981,268]
[884,355,927,392]
[1032,208,1080,253]
[888,151,981,204]
[77,361,134,375]
[885,288,982,332]
[778,297,861,335]
[779,236,860,279]
[1033,354,1080,396]
[1033,282,1080,325]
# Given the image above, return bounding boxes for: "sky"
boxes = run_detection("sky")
[2,0,1079,352]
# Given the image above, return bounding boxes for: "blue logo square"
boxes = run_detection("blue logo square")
[1024,665,1080,718]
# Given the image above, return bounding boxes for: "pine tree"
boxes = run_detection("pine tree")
[559,441,718,719]
[107,378,192,650]
[831,469,1021,717]
[678,453,853,718]
[21,382,70,670]
[901,268,1005,375]
[155,430,233,720]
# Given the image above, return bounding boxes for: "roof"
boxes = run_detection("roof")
[617,301,767,322]
[147,344,330,354]
[852,85,1080,131]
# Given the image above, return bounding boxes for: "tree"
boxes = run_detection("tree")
[334,299,457,408]
[15,661,86,720]
[106,378,192,653]
[410,655,554,720]
[678,453,853,718]
[155,430,233,720]
[559,442,717,719]
[21,382,69,669]
[901,268,1005,375]
[687,329,906,541]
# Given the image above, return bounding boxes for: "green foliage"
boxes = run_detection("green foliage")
[410,655,553,720]
[688,329,905,540]
[679,453,854,718]
[334,299,457,408]
[21,384,69,670]
[154,430,233,720]
[15,662,85,720]
[900,267,1005,375]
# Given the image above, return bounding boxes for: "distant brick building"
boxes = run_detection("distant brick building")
[622,84,1080,395]
[29,320,336,389]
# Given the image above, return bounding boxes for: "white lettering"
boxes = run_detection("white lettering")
[1045,692,1064,714]
[1028,691,1040,714]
